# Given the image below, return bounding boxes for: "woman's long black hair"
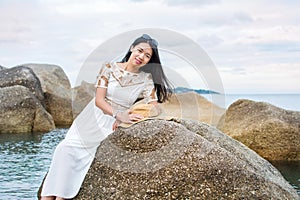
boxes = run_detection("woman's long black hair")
[121,34,173,103]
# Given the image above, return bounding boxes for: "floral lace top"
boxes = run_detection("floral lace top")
[95,62,157,113]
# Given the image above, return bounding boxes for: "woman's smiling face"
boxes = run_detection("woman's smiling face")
[129,42,153,67]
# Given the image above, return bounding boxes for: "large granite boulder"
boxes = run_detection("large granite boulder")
[0,85,55,133]
[23,64,73,126]
[0,66,45,104]
[217,99,300,161]
[72,119,298,199]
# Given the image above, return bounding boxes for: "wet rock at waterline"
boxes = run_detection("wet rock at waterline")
[0,85,55,133]
[0,64,73,133]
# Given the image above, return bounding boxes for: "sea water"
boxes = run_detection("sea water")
[202,93,300,111]
[0,94,299,199]
[0,129,66,199]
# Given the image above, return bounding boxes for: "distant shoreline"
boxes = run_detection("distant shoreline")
[174,87,220,94]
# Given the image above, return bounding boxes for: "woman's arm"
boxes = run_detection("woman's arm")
[94,87,120,131]
[95,87,144,123]
[95,87,114,116]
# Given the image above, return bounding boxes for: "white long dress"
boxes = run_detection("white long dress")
[41,62,157,198]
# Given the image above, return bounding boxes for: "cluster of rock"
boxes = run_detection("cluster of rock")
[2,63,299,162]
[66,82,300,198]
[2,63,299,198]
[72,81,300,161]
[0,64,73,133]
[38,119,299,199]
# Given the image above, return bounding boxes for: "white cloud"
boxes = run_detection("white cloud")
[0,0,299,93]
[220,62,300,94]
[164,0,220,8]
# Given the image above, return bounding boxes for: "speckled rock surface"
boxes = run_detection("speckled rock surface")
[25,64,73,126]
[218,99,300,161]
[0,66,45,104]
[75,119,299,199]
[0,85,55,133]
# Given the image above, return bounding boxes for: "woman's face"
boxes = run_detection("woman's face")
[129,42,153,67]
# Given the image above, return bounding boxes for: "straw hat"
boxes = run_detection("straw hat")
[130,103,158,118]
[119,103,174,128]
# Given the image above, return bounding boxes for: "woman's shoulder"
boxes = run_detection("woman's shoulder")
[106,62,122,71]
[98,62,117,72]
[102,62,113,69]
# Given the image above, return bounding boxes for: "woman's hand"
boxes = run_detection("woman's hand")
[116,110,144,123]
[112,120,119,131]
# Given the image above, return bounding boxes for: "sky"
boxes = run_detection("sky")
[0,0,299,94]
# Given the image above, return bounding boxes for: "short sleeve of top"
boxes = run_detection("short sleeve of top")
[95,62,158,104]
[95,63,111,88]
[142,73,158,103]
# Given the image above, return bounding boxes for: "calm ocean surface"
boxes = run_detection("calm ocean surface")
[202,93,300,111]
[0,94,299,199]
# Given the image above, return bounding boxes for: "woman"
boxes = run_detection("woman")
[40,34,173,199]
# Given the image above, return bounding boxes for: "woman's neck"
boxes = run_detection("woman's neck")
[123,62,140,73]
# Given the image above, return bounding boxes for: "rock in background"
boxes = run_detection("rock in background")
[0,66,45,104]
[0,64,73,133]
[218,99,300,161]
[0,85,55,133]
[70,119,299,199]
[161,91,225,126]
[24,64,73,126]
